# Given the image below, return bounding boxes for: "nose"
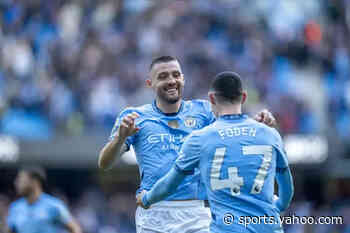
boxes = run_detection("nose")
[167,76,177,85]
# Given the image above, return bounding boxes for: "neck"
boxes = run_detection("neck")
[156,98,182,114]
[217,104,242,117]
[27,188,42,204]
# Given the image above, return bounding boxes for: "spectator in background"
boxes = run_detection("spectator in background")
[1,0,343,140]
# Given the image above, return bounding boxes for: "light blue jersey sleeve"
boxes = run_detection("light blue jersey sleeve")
[175,132,202,174]
[274,130,289,170]
[201,100,216,125]
[109,108,137,150]
[272,129,294,211]
[143,167,186,207]
[53,200,73,225]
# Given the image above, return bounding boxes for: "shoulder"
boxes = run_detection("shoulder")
[188,122,217,139]
[42,194,67,209]
[248,118,282,144]
[260,124,282,143]
[118,104,153,116]
[184,99,213,124]
[185,99,211,110]
[9,198,25,211]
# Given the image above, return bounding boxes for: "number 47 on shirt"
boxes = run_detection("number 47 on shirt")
[210,145,272,196]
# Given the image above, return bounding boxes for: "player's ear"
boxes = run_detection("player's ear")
[146,78,152,88]
[208,92,216,105]
[241,91,247,104]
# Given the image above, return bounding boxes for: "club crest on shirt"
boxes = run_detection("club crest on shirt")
[168,120,179,129]
[184,117,197,128]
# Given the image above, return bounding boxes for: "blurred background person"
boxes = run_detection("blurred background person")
[6,167,81,233]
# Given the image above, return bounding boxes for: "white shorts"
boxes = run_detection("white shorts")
[136,200,211,233]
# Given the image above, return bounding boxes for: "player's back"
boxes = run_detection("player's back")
[198,114,286,233]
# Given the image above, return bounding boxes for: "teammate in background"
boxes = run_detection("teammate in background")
[6,167,81,233]
[138,72,294,233]
[98,56,276,233]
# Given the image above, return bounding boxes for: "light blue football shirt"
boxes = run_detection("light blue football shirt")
[110,100,215,200]
[7,193,72,233]
[175,114,289,233]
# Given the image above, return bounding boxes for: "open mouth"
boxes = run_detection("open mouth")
[164,87,178,95]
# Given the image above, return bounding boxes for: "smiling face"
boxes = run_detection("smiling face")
[147,60,185,104]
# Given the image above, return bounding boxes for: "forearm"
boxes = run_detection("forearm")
[143,167,185,207]
[65,220,82,233]
[98,135,127,170]
[276,168,294,211]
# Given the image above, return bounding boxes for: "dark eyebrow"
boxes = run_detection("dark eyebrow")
[157,72,168,79]
[158,71,168,76]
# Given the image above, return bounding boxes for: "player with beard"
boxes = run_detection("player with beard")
[137,72,294,233]
[98,56,276,233]
[6,167,81,233]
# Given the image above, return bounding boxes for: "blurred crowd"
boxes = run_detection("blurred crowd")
[0,0,349,141]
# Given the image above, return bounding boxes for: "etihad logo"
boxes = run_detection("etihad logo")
[147,133,185,144]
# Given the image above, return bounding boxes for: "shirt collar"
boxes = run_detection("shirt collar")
[26,193,45,206]
[152,100,184,116]
[219,114,247,121]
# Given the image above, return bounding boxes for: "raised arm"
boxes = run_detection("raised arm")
[98,112,139,170]
[273,133,294,212]
[65,219,82,233]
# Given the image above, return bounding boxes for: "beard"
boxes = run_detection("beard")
[157,86,183,104]
[17,186,31,197]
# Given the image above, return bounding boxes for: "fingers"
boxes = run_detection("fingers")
[136,195,142,205]
[261,110,276,127]
[263,110,275,126]
[136,190,148,209]
[123,117,133,127]
[255,109,276,127]
[254,113,262,122]
[122,112,140,128]
[132,127,140,134]
[120,121,130,128]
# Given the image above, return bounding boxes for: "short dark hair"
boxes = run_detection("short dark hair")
[149,56,178,71]
[210,71,243,103]
[21,166,47,187]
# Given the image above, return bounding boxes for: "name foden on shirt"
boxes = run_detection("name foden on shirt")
[218,127,257,140]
